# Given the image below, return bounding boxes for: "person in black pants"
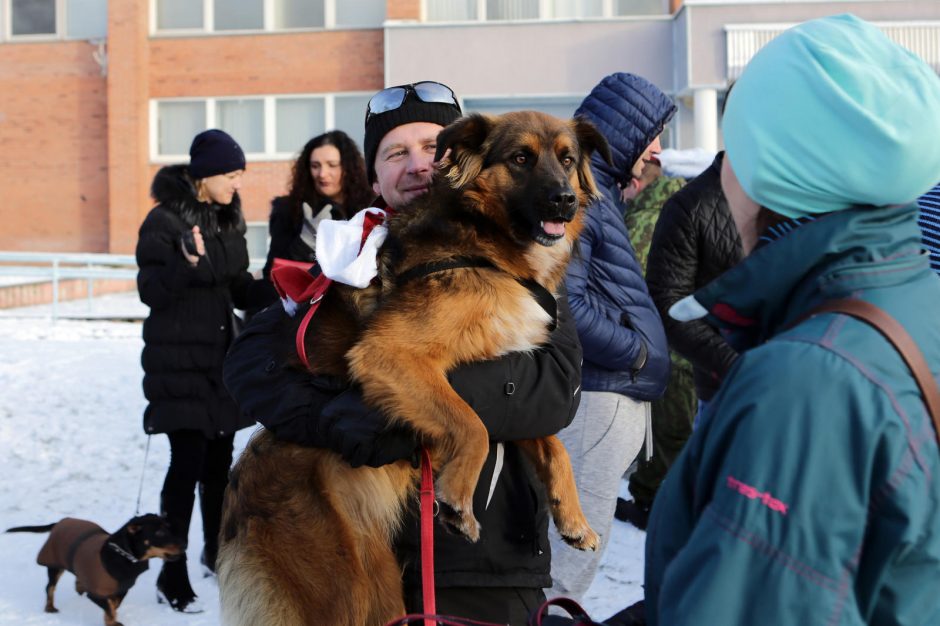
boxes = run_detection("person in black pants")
[136,129,273,613]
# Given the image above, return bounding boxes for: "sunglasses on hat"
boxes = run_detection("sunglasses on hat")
[365,81,461,125]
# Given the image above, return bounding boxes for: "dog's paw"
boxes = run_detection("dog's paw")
[436,499,481,543]
[559,523,599,552]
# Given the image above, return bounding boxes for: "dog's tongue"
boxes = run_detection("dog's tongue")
[541,220,566,236]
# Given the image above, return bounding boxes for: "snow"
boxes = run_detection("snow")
[0,291,644,625]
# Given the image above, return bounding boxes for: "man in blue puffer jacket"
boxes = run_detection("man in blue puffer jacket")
[548,72,673,600]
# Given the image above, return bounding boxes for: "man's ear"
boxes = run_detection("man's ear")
[435,114,492,189]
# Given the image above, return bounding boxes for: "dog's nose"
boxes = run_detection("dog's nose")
[549,191,577,212]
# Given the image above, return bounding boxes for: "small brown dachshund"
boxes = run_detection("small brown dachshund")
[6,514,184,626]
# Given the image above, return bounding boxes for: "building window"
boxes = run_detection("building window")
[424,0,664,21]
[11,0,55,36]
[66,0,107,38]
[2,0,106,40]
[156,0,203,30]
[276,97,325,154]
[333,93,371,144]
[153,0,385,34]
[157,101,207,156]
[152,92,374,161]
[274,0,324,29]
[5,0,107,38]
[214,0,264,31]
[335,0,385,28]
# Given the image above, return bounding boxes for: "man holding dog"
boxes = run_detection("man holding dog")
[223,81,583,624]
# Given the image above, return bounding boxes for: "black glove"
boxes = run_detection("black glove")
[321,388,419,468]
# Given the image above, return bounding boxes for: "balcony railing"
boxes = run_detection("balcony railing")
[726,21,940,81]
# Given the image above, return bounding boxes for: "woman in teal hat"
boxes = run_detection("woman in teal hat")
[643,14,940,625]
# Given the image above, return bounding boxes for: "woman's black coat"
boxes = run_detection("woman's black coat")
[136,164,269,438]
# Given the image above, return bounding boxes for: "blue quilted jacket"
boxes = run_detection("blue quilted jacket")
[565,73,674,400]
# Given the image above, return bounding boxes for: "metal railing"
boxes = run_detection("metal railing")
[0,251,264,320]
[0,252,138,320]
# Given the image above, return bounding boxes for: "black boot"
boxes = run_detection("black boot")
[199,434,234,576]
[614,497,651,531]
[199,478,229,576]
[156,558,204,613]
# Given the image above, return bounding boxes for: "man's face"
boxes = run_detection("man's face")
[371,122,443,210]
[720,155,761,255]
[632,134,662,179]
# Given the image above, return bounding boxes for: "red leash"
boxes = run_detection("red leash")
[420,447,437,625]
[271,209,439,623]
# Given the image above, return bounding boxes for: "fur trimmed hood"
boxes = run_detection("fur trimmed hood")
[150,164,246,235]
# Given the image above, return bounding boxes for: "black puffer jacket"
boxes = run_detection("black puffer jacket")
[646,152,742,400]
[136,164,270,438]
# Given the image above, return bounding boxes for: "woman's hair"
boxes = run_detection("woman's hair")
[286,130,372,224]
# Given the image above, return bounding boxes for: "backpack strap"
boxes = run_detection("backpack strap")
[795,298,940,445]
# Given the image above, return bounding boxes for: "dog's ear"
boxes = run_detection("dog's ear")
[436,114,492,189]
[572,117,611,200]
[573,117,612,167]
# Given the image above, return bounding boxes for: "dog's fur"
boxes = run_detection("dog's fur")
[218,111,612,626]
[6,514,184,626]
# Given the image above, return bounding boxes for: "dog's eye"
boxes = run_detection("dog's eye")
[560,156,575,168]
[513,153,528,165]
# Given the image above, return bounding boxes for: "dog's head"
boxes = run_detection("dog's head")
[119,514,185,562]
[434,110,611,247]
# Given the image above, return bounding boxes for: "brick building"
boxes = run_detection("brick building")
[0,0,936,255]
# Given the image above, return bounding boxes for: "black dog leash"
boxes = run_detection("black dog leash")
[396,256,558,331]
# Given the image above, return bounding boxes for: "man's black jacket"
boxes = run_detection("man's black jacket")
[645,152,742,401]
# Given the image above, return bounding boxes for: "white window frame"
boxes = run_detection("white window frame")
[420,0,625,22]
[150,91,374,163]
[1,0,106,41]
[149,0,385,36]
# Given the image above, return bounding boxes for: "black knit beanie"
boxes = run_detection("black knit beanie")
[188,129,246,180]
[363,87,462,184]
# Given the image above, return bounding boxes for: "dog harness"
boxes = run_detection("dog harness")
[37,518,122,598]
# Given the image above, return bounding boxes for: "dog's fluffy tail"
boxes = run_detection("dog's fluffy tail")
[6,523,56,533]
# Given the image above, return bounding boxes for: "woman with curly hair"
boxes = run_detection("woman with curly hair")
[262,130,372,282]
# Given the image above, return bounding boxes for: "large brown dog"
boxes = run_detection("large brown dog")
[218,111,611,626]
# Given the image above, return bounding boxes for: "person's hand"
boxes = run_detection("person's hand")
[181,226,205,266]
[321,388,419,468]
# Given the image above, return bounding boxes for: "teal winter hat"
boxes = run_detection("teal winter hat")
[723,14,940,218]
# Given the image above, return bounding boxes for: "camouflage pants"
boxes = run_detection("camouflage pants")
[627,357,697,507]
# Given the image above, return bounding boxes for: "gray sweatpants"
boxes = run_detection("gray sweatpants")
[546,390,649,602]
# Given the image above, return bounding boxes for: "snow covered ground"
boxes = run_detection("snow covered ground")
[0,291,644,625]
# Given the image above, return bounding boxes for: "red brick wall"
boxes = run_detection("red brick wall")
[0,41,109,252]
[149,30,384,97]
[107,0,150,254]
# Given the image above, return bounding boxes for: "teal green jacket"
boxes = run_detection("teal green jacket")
[645,204,940,625]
